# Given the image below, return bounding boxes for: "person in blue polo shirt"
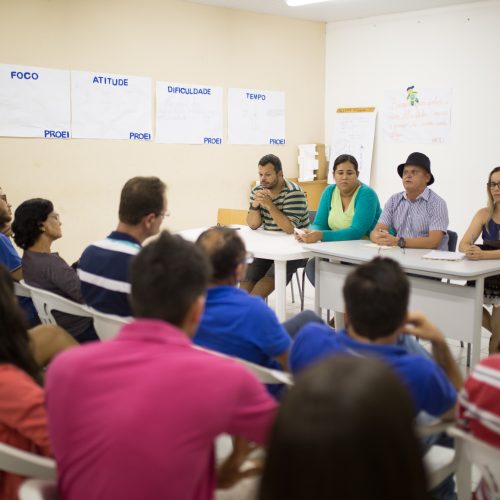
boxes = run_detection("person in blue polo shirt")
[78,177,167,317]
[291,257,462,418]
[194,226,322,397]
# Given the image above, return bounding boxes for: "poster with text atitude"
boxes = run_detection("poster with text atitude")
[71,70,152,141]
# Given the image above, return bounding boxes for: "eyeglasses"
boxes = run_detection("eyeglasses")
[48,213,60,221]
[487,182,500,190]
[157,210,170,219]
[243,252,254,264]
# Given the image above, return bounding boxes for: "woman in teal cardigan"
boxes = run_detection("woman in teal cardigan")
[296,154,381,284]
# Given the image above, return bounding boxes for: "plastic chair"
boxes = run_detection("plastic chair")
[21,282,92,325]
[193,345,293,385]
[14,281,31,298]
[448,426,500,500]
[0,442,56,480]
[19,479,59,500]
[88,307,131,341]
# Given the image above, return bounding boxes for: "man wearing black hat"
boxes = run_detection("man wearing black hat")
[370,152,449,250]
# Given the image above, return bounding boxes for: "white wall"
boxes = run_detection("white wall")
[325,0,500,241]
[0,0,325,262]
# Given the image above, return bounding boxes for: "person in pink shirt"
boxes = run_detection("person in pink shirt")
[46,231,278,500]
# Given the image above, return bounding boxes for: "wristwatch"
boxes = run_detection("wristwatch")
[249,206,259,211]
[397,237,406,249]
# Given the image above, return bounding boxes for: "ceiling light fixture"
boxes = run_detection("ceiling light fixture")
[286,0,332,6]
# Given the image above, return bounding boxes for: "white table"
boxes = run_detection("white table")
[179,225,311,322]
[307,240,500,367]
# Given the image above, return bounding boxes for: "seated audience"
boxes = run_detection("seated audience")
[46,231,277,500]
[0,186,39,325]
[457,354,500,500]
[241,154,310,299]
[459,166,500,353]
[295,154,381,285]
[291,257,462,418]
[370,152,449,250]
[0,265,52,500]
[78,176,167,317]
[12,199,98,343]
[194,227,322,395]
[259,356,429,500]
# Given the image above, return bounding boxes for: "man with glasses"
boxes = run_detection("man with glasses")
[78,176,167,317]
[370,152,449,250]
[194,227,322,396]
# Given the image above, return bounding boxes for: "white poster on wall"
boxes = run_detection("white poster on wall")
[156,82,223,144]
[381,87,451,144]
[71,70,152,141]
[328,108,377,186]
[228,88,285,145]
[0,64,71,139]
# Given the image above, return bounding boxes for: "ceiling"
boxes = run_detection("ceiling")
[180,0,486,22]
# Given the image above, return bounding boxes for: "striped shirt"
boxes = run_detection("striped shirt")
[378,188,449,250]
[78,231,141,317]
[249,179,309,231]
[457,355,500,500]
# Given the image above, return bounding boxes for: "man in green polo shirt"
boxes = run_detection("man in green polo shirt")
[241,154,310,299]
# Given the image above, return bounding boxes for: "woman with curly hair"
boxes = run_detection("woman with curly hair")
[12,199,98,343]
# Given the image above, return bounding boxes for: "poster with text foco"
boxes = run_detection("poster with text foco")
[71,71,152,141]
[0,64,71,139]
[228,89,285,145]
[156,82,223,144]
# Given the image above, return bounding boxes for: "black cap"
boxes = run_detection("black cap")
[397,152,434,186]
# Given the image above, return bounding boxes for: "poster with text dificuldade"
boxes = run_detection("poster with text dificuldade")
[0,64,71,138]
[156,82,223,144]
[71,70,152,140]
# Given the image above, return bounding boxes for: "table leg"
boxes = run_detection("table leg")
[314,257,321,317]
[471,277,484,367]
[275,260,286,322]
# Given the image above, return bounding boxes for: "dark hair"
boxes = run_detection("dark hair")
[333,154,359,173]
[258,154,282,173]
[259,356,429,500]
[343,257,409,340]
[130,231,211,326]
[0,265,42,385]
[12,198,53,250]
[119,176,166,225]
[195,227,246,282]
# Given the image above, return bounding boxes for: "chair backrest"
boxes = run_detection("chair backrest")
[308,210,317,224]
[0,442,56,481]
[19,479,59,500]
[14,281,31,298]
[88,307,131,341]
[447,230,458,252]
[448,427,500,499]
[193,345,293,385]
[21,282,92,325]
[217,208,248,226]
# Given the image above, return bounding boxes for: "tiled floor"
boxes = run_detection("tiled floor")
[266,275,492,377]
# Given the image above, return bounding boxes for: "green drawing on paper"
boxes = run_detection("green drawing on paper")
[406,85,419,106]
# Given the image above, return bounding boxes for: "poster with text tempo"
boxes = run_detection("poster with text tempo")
[228,88,285,145]
[71,70,152,140]
[0,64,71,138]
[156,82,223,144]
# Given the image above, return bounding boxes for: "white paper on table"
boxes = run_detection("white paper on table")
[364,243,394,250]
[71,70,152,140]
[381,88,451,144]
[0,64,71,138]
[228,88,285,145]
[156,82,223,144]
[328,109,376,186]
[422,250,465,261]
